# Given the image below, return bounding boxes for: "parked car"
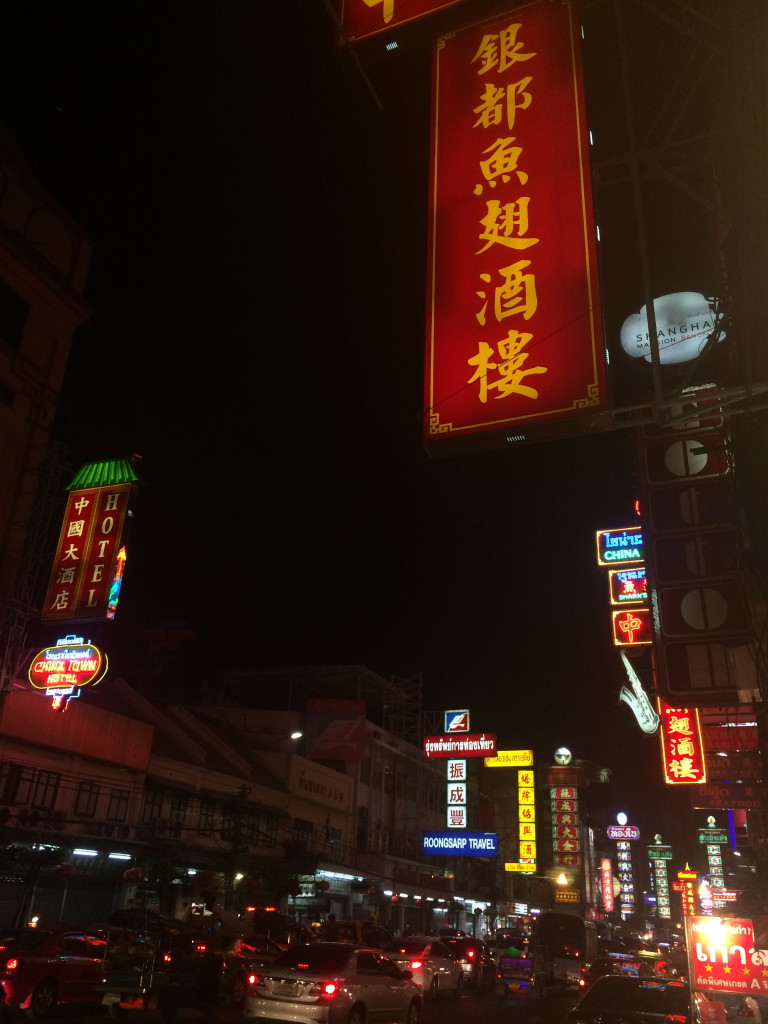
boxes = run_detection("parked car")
[442,935,494,986]
[568,974,703,1024]
[319,919,393,948]
[382,936,463,999]
[243,941,422,1023]
[0,926,108,1018]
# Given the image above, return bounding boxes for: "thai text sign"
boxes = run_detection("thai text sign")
[339,0,465,43]
[423,733,496,757]
[42,483,131,622]
[597,528,644,566]
[422,830,498,856]
[485,748,533,766]
[659,701,707,785]
[685,916,768,994]
[424,0,606,447]
[607,824,640,840]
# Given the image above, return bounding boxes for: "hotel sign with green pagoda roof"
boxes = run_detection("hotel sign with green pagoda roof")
[41,458,138,623]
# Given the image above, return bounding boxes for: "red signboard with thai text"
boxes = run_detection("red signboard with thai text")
[658,701,707,786]
[685,917,766,994]
[338,0,466,43]
[423,0,606,450]
[42,484,131,622]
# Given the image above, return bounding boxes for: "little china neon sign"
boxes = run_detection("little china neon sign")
[28,635,107,711]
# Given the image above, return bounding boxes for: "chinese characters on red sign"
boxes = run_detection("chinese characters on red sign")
[518,767,536,867]
[424,1,606,448]
[41,484,131,622]
[338,0,465,43]
[659,701,707,785]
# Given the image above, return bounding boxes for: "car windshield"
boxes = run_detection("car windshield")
[384,940,428,955]
[274,945,353,973]
[0,930,51,950]
[578,977,689,1014]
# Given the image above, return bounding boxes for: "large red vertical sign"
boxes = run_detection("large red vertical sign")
[42,484,131,622]
[424,0,607,450]
[658,700,707,786]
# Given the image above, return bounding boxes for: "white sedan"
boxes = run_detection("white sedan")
[243,942,422,1024]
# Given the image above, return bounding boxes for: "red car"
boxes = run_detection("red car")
[0,927,108,1017]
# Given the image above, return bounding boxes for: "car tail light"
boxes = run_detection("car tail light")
[467,950,475,959]
[666,1016,687,1022]
[410,960,424,971]
[163,953,172,963]
[247,973,260,988]
[4,958,19,971]
[578,978,586,988]
[309,980,340,1000]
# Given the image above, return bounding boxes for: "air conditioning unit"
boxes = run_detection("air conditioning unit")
[119,824,132,839]
[49,811,67,830]
[103,823,115,837]
[156,818,170,836]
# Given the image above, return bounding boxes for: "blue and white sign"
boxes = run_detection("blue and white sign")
[445,710,470,733]
[422,831,498,856]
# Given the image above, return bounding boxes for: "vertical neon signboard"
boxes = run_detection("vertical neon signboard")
[658,701,707,785]
[424,0,606,449]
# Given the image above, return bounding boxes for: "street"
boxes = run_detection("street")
[0,984,581,1023]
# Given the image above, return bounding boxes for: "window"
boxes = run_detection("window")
[198,800,215,836]
[169,794,187,838]
[0,763,35,804]
[294,818,313,842]
[0,279,29,348]
[143,789,163,825]
[75,782,99,818]
[262,815,277,848]
[31,770,60,810]
[106,789,129,823]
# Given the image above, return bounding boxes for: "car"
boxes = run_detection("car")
[578,954,653,991]
[319,919,393,948]
[220,933,284,1004]
[0,926,108,1018]
[243,941,422,1023]
[567,974,702,1024]
[382,936,464,999]
[442,936,494,986]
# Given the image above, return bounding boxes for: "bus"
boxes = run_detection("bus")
[534,911,598,988]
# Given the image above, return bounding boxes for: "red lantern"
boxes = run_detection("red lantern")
[54,863,76,880]
[122,867,144,883]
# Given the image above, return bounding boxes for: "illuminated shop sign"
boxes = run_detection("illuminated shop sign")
[339,0,465,43]
[423,733,496,758]
[620,292,725,365]
[608,567,648,605]
[42,459,137,623]
[596,528,644,566]
[445,710,470,732]
[659,701,707,785]
[485,749,533,767]
[422,831,498,856]
[611,608,653,646]
[607,825,640,840]
[423,0,607,450]
[28,635,108,711]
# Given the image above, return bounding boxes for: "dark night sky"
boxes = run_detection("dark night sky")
[1,0,716,852]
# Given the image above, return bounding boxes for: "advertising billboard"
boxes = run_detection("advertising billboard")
[658,701,707,786]
[423,0,607,453]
